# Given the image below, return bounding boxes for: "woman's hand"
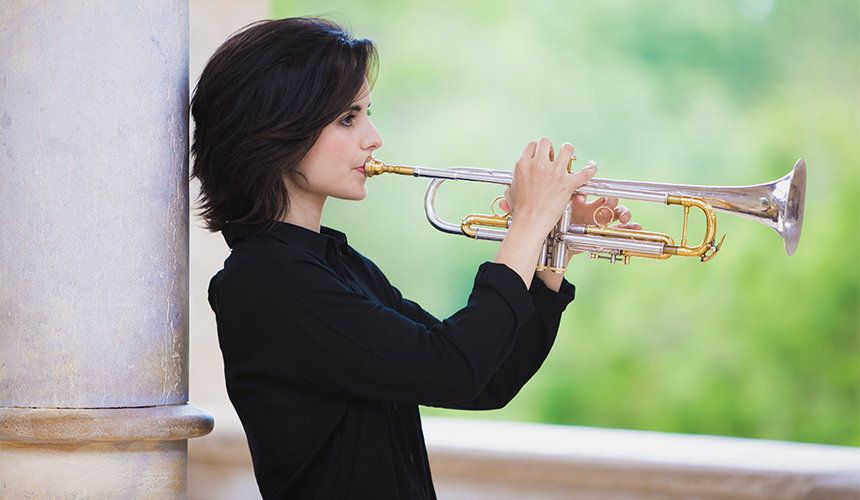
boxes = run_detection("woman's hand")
[569,195,642,230]
[504,139,596,237]
[494,138,597,289]
[500,188,643,230]
[495,142,642,291]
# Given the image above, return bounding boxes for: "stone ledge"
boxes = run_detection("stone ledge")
[0,403,214,444]
[422,417,860,500]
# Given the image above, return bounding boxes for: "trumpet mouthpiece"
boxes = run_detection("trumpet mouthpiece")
[364,157,415,177]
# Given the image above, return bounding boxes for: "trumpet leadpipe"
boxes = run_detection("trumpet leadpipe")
[366,158,512,185]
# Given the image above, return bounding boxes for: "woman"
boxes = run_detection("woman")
[191,17,636,500]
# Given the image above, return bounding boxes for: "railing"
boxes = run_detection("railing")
[187,410,860,500]
[423,417,860,500]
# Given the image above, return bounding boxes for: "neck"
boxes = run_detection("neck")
[281,175,326,232]
[282,196,326,233]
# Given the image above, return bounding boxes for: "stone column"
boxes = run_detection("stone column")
[0,1,213,498]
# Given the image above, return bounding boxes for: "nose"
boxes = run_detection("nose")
[362,120,383,152]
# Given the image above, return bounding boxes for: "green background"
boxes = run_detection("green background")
[271,0,859,446]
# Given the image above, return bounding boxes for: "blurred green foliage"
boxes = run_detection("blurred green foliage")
[271,0,859,446]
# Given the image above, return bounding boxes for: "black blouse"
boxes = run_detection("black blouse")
[209,221,575,499]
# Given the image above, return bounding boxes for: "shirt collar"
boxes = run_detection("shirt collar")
[222,221,350,259]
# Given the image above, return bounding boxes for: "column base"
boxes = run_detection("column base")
[0,404,214,499]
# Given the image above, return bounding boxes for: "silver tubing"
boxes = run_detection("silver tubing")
[562,233,666,255]
[551,204,572,273]
[424,178,466,235]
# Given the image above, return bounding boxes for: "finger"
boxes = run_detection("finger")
[614,204,632,224]
[519,140,538,160]
[501,187,512,214]
[599,197,619,210]
[556,142,575,168]
[583,196,606,210]
[583,197,615,215]
[535,137,554,161]
[567,161,598,190]
[593,203,615,225]
[614,221,642,231]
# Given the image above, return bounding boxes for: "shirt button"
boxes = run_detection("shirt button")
[392,403,399,410]
[409,454,414,464]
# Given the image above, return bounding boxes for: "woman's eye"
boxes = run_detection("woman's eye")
[340,115,354,126]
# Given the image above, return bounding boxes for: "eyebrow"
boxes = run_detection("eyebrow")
[347,99,371,113]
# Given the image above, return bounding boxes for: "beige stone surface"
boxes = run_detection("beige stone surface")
[1,440,189,500]
[187,0,267,420]
[187,1,268,497]
[0,405,213,443]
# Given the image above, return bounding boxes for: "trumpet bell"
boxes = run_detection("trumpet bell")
[771,159,806,256]
[587,158,806,256]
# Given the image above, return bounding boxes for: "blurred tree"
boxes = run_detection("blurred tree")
[272,0,859,446]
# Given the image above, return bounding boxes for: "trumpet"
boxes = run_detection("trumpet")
[364,156,806,272]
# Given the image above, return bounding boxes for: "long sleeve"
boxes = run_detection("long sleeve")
[433,276,574,410]
[213,232,537,407]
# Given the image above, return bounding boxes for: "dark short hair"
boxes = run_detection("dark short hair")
[190,18,378,232]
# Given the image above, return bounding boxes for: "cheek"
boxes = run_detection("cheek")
[314,123,347,149]
[299,134,341,178]
[319,133,351,161]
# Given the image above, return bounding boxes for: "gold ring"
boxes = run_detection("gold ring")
[593,205,614,227]
[491,196,511,217]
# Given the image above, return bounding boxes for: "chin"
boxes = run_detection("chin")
[340,188,368,202]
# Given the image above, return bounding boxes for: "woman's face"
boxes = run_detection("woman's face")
[289,82,383,207]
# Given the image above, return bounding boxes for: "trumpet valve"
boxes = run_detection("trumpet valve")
[549,205,572,273]
[536,236,551,271]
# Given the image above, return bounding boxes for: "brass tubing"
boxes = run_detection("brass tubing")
[581,226,675,245]
[666,196,719,259]
[461,214,510,239]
